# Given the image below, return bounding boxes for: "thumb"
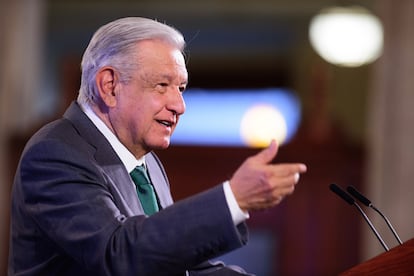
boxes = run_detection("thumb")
[253,139,279,164]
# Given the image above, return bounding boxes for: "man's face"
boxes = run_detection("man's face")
[109,40,188,158]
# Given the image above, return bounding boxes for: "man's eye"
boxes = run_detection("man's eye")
[179,86,186,93]
[156,83,169,93]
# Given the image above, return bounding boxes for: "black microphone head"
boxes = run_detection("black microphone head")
[347,185,371,207]
[329,183,355,205]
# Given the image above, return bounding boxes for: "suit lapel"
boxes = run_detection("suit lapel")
[63,102,145,216]
[63,101,173,215]
[146,153,174,209]
[101,164,144,216]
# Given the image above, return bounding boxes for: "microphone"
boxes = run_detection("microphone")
[329,183,389,251]
[347,185,403,245]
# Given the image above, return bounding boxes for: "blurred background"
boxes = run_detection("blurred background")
[1,0,414,275]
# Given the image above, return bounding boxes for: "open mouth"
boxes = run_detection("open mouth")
[157,120,173,127]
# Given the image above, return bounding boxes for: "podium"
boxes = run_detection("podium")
[341,238,414,275]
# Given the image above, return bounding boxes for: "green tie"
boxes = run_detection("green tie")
[130,165,159,215]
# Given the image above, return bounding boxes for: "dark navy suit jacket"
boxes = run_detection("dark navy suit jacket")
[8,102,250,275]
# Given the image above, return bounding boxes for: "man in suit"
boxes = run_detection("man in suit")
[8,17,307,275]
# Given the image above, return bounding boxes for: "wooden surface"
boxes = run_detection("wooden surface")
[341,238,414,275]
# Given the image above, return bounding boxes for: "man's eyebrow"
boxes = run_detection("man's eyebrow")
[158,74,188,85]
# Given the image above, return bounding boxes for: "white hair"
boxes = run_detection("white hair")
[77,17,185,105]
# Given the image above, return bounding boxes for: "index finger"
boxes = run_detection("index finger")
[267,163,307,177]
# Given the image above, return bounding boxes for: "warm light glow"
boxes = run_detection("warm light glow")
[171,88,301,147]
[240,104,287,148]
[309,6,383,67]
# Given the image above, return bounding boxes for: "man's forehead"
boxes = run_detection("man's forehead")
[134,40,185,63]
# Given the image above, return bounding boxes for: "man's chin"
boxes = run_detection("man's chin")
[152,139,171,150]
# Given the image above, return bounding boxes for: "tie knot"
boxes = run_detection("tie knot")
[130,165,150,186]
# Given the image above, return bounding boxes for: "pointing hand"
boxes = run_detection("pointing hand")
[229,140,307,211]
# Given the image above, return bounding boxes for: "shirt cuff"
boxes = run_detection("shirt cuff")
[223,181,249,225]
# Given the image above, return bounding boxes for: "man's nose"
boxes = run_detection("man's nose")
[167,88,186,115]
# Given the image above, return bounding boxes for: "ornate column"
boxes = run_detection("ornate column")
[365,0,414,259]
[0,0,45,273]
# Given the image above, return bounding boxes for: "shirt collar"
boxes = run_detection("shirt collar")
[79,102,144,173]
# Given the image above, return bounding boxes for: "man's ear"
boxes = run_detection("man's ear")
[96,67,118,107]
